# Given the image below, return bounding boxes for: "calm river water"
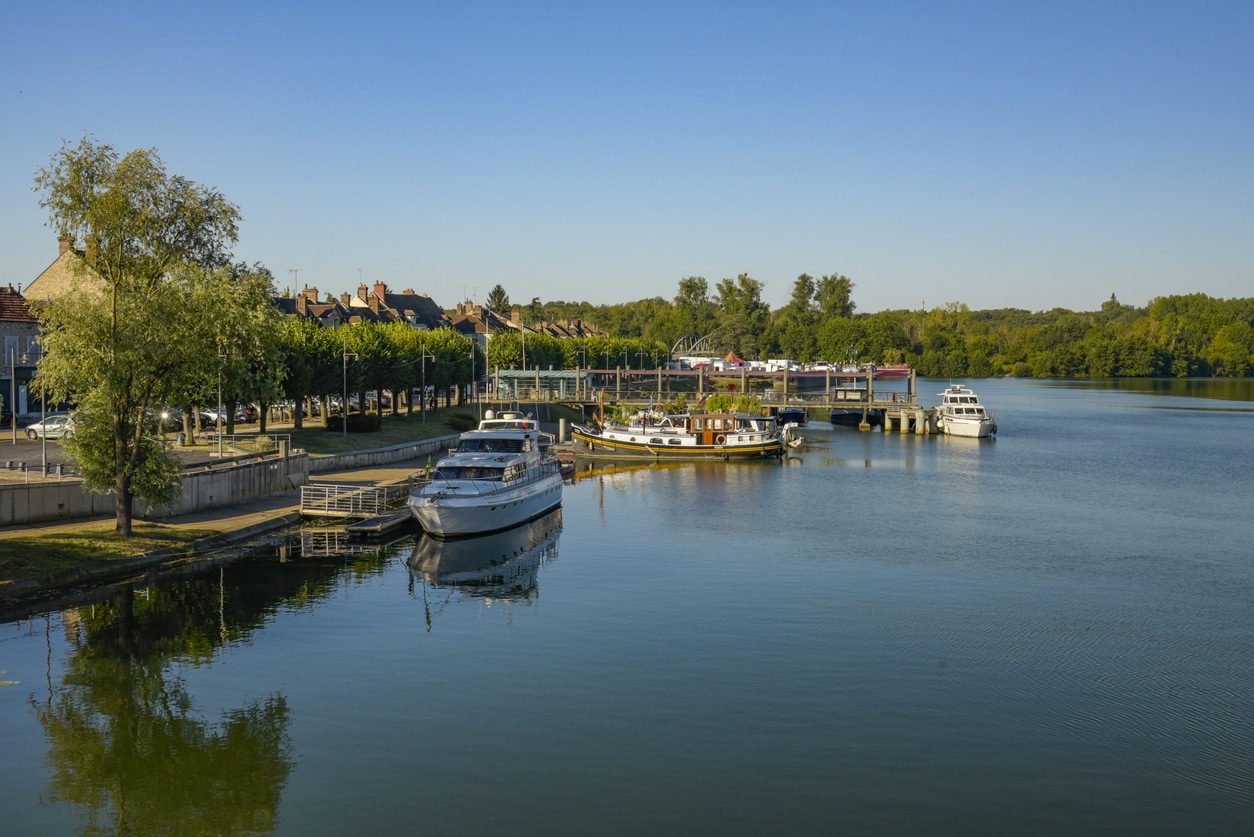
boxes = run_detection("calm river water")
[3,378,1253,835]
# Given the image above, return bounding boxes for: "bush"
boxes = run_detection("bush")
[446,412,478,432]
[325,413,382,433]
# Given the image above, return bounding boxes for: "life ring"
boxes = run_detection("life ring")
[715,434,726,445]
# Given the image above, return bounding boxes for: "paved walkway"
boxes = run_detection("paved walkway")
[0,460,424,541]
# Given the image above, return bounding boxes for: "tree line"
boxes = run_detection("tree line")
[502,278,1254,379]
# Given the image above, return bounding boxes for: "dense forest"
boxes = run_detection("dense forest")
[487,276,1254,378]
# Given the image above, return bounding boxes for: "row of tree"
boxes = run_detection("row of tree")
[500,277,1254,379]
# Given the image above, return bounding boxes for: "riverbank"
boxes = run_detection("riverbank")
[0,459,424,609]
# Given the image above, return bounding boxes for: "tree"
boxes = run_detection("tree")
[486,284,510,313]
[714,273,771,359]
[816,273,856,319]
[34,137,242,535]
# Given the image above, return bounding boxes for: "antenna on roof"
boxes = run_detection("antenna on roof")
[288,268,300,298]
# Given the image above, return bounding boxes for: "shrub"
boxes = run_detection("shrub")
[325,413,382,433]
[446,412,478,432]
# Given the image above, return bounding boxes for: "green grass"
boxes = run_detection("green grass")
[0,524,219,583]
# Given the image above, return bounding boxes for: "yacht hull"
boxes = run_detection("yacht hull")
[409,472,564,538]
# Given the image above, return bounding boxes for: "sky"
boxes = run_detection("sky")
[1,0,1251,315]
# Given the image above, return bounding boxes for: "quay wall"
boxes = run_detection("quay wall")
[0,454,311,526]
[307,436,456,474]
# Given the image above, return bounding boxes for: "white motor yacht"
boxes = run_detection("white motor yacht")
[935,384,998,438]
[408,410,563,537]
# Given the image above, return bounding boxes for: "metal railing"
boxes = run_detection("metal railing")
[299,483,410,518]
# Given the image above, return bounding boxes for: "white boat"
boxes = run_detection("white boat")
[935,384,998,438]
[407,410,564,537]
[407,508,562,599]
[571,409,789,460]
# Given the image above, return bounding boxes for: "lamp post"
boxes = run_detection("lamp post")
[342,340,358,438]
[8,348,16,445]
[469,344,479,420]
[579,346,586,397]
[420,341,434,423]
[217,353,225,459]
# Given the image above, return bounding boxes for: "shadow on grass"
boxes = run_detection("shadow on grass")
[0,523,218,582]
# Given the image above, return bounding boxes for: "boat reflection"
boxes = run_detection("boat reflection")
[406,508,562,601]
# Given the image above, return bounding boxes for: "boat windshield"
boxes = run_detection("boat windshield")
[456,438,525,453]
[433,466,505,481]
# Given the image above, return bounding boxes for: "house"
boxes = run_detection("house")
[0,285,41,418]
[24,235,106,300]
[449,301,523,348]
[274,286,351,328]
[344,282,447,329]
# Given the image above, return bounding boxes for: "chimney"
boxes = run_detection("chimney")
[473,304,483,317]
[456,302,464,315]
[302,285,318,301]
[340,292,351,306]
[373,281,387,299]
[58,234,72,256]
[511,308,521,324]
[85,235,99,267]
[357,283,368,300]
[297,294,307,315]
[368,295,379,313]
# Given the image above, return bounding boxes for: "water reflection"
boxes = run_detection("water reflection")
[407,509,562,602]
[30,578,296,834]
[1040,376,1254,403]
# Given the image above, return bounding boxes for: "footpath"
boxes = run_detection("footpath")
[0,457,427,607]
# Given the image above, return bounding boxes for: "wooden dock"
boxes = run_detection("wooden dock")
[345,509,414,538]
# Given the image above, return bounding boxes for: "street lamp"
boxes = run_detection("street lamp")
[342,340,358,438]
[217,353,226,459]
[469,344,479,420]
[8,348,16,445]
[420,341,434,423]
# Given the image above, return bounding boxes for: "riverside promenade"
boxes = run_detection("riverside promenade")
[0,456,428,607]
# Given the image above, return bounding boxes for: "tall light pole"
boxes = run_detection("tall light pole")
[9,348,16,445]
[420,341,434,423]
[469,343,479,419]
[217,353,226,459]
[579,346,586,397]
[342,340,358,438]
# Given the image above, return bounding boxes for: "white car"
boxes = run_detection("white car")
[25,414,77,440]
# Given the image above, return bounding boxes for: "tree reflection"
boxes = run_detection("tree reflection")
[32,578,296,834]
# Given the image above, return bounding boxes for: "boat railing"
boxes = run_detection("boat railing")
[428,460,559,496]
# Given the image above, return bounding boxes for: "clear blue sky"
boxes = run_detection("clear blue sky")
[2,0,1251,314]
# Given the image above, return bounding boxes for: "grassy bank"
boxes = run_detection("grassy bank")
[0,523,218,583]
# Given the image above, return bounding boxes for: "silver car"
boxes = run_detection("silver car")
[25,414,77,440]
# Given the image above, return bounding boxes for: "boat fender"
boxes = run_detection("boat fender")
[715,434,726,445]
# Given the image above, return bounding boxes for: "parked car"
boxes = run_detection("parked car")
[25,414,77,440]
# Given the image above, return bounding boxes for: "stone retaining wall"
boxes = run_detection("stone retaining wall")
[306,436,456,473]
[0,453,311,526]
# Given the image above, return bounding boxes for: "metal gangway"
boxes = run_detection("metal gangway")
[299,483,410,519]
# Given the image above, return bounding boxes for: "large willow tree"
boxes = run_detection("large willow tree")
[33,136,242,535]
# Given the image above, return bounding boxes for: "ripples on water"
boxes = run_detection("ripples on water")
[2,379,1252,834]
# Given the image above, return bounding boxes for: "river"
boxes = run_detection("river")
[2,378,1252,835]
